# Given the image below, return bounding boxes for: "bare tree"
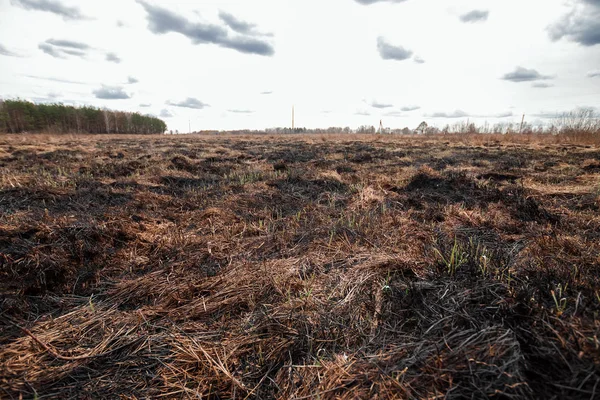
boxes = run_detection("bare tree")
[559,108,600,134]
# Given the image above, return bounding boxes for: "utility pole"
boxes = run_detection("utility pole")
[519,114,525,134]
[292,106,295,131]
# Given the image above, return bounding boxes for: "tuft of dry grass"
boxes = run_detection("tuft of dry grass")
[1,133,599,399]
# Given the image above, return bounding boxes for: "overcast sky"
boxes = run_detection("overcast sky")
[1,0,599,131]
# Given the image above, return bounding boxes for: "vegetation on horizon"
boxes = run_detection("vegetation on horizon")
[0,99,167,134]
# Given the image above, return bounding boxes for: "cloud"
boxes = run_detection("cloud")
[486,111,513,118]
[427,110,513,118]
[413,56,425,64]
[0,43,22,57]
[370,101,393,109]
[228,109,254,114]
[160,109,174,118]
[428,110,470,118]
[38,42,65,58]
[140,103,151,107]
[354,0,408,4]
[401,105,420,112]
[167,98,209,109]
[23,74,85,84]
[38,39,90,58]
[588,70,600,78]
[355,110,371,116]
[46,38,89,50]
[534,106,598,119]
[10,0,87,20]
[501,66,552,82]
[127,76,139,84]
[218,11,256,35]
[260,91,273,95]
[136,1,274,56]
[105,52,121,63]
[377,37,413,61]
[383,111,404,117]
[532,111,563,119]
[459,10,489,23]
[548,0,600,46]
[532,82,553,88]
[93,85,130,100]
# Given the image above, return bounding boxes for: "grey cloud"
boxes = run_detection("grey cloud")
[588,70,600,77]
[39,39,90,59]
[46,38,89,49]
[10,0,86,20]
[355,110,371,116]
[413,56,425,64]
[106,52,121,63]
[383,111,404,117]
[354,0,408,4]
[548,1,600,46]
[401,105,420,112]
[23,74,85,84]
[167,98,209,109]
[429,110,470,118]
[127,76,139,84]
[219,11,255,35]
[532,82,553,88]
[39,42,65,58]
[136,1,274,56]
[228,109,254,114]
[139,103,151,107]
[534,106,598,119]
[160,109,174,118]
[30,92,62,103]
[487,112,513,118]
[532,111,562,119]
[501,66,552,82]
[221,36,275,56]
[260,91,273,95]
[427,110,512,118]
[93,85,130,100]
[0,44,21,57]
[377,37,413,61]
[460,10,489,23]
[370,101,393,109]
[62,48,86,57]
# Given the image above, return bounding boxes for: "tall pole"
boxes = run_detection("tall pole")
[519,114,525,134]
[292,106,295,131]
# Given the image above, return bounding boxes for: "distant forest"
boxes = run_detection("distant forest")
[0,99,167,134]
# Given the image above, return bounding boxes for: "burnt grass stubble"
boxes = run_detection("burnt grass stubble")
[0,134,599,399]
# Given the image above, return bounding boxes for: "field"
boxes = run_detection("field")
[1,133,600,399]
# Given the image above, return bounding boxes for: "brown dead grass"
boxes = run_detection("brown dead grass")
[1,133,599,399]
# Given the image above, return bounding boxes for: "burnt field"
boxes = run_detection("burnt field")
[1,133,599,399]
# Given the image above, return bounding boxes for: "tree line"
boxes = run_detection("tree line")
[0,99,167,134]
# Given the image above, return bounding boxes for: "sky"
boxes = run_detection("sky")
[0,0,599,132]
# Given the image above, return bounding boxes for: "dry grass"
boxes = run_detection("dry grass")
[1,133,600,399]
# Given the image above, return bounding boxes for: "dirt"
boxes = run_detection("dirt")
[0,133,599,399]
